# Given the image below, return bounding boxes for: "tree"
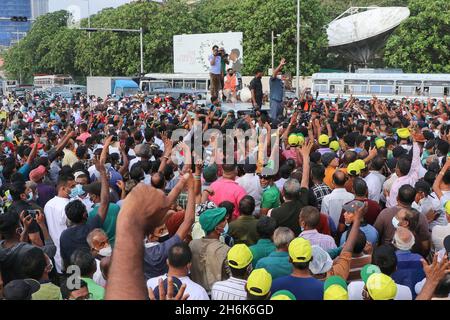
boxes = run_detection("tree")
[194,0,328,76]
[3,10,74,82]
[384,0,450,73]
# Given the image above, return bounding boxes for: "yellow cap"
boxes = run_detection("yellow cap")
[270,290,296,300]
[324,285,348,300]
[366,273,397,300]
[375,138,386,149]
[445,200,450,215]
[397,128,411,139]
[288,134,300,146]
[329,141,340,152]
[347,162,361,176]
[246,268,272,296]
[354,159,366,171]
[288,237,312,263]
[296,133,305,146]
[227,244,253,269]
[319,134,329,146]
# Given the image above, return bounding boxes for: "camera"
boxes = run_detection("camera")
[27,209,39,218]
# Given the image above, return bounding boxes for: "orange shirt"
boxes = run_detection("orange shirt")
[224,75,237,92]
[323,167,336,189]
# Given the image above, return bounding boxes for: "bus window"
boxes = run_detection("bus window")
[196,80,207,91]
[173,80,183,89]
[429,86,443,96]
[380,86,395,94]
[184,80,195,89]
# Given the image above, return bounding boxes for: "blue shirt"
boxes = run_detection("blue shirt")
[143,235,182,280]
[256,251,292,280]
[269,77,284,102]
[18,163,31,179]
[392,250,425,299]
[271,275,324,300]
[209,54,222,75]
[340,224,379,247]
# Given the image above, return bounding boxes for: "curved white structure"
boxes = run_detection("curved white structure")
[327,7,410,65]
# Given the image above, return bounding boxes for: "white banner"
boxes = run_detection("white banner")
[173,32,243,74]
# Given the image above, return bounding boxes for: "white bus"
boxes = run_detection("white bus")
[1,80,18,95]
[33,74,74,90]
[312,73,450,100]
[140,73,210,98]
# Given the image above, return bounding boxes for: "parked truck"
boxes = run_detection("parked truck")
[86,77,140,99]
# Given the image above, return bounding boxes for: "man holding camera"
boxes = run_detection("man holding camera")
[209,46,222,99]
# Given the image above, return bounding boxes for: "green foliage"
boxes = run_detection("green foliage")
[194,0,328,76]
[384,0,450,73]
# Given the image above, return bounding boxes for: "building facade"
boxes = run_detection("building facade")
[0,0,48,48]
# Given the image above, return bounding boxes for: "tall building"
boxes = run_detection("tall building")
[31,0,49,20]
[0,0,48,49]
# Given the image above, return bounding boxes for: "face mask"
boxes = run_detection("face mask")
[0,165,3,173]
[70,184,85,199]
[345,222,351,227]
[221,223,229,235]
[262,186,270,192]
[158,232,170,243]
[392,216,400,229]
[27,192,33,202]
[98,245,112,257]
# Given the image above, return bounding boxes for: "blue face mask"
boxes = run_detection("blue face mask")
[387,150,393,160]
[27,192,33,202]
[70,184,85,199]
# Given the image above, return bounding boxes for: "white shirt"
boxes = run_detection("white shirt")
[364,171,386,203]
[44,196,69,273]
[348,280,412,300]
[211,277,247,300]
[381,173,398,202]
[321,188,355,226]
[432,224,450,252]
[275,178,287,193]
[93,259,106,287]
[147,274,210,300]
[236,173,262,213]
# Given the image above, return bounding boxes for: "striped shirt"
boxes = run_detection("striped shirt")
[211,277,247,300]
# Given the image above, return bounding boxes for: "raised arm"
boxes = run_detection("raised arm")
[175,172,195,240]
[298,140,313,188]
[272,58,286,79]
[26,135,40,165]
[106,184,172,300]
[433,157,450,199]
[96,136,112,223]
[341,203,365,254]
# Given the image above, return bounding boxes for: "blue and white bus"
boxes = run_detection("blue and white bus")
[312,72,450,100]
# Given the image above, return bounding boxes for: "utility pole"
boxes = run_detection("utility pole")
[79,27,145,76]
[271,31,281,73]
[296,0,300,97]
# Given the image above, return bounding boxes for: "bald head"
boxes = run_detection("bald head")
[393,226,415,251]
[333,170,347,187]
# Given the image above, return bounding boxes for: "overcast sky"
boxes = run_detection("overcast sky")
[49,0,135,18]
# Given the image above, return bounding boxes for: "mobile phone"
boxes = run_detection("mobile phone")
[27,209,39,218]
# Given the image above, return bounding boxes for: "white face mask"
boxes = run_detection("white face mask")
[98,246,112,257]
[392,216,400,229]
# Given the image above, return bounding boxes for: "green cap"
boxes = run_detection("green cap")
[360,264,381,284]
[199,207,227,234]
[324,275,347,291]
[270,290,296,300]
[202,164,218,182]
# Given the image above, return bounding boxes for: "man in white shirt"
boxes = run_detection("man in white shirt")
[211,244,252,300]
[44,174,76,274]
[236,164,262,215]
[321,170,355,227]
[147,242,209,300]
[364,156,386,203]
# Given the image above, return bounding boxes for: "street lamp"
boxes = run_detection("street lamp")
[296,0,300,97]
[82,0,92,76]
[79,27,145,76]
[271,31,281,72]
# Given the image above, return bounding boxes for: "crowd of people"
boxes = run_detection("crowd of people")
[0,59,449,301]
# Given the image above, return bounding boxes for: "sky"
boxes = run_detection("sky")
[49,0,136,19]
